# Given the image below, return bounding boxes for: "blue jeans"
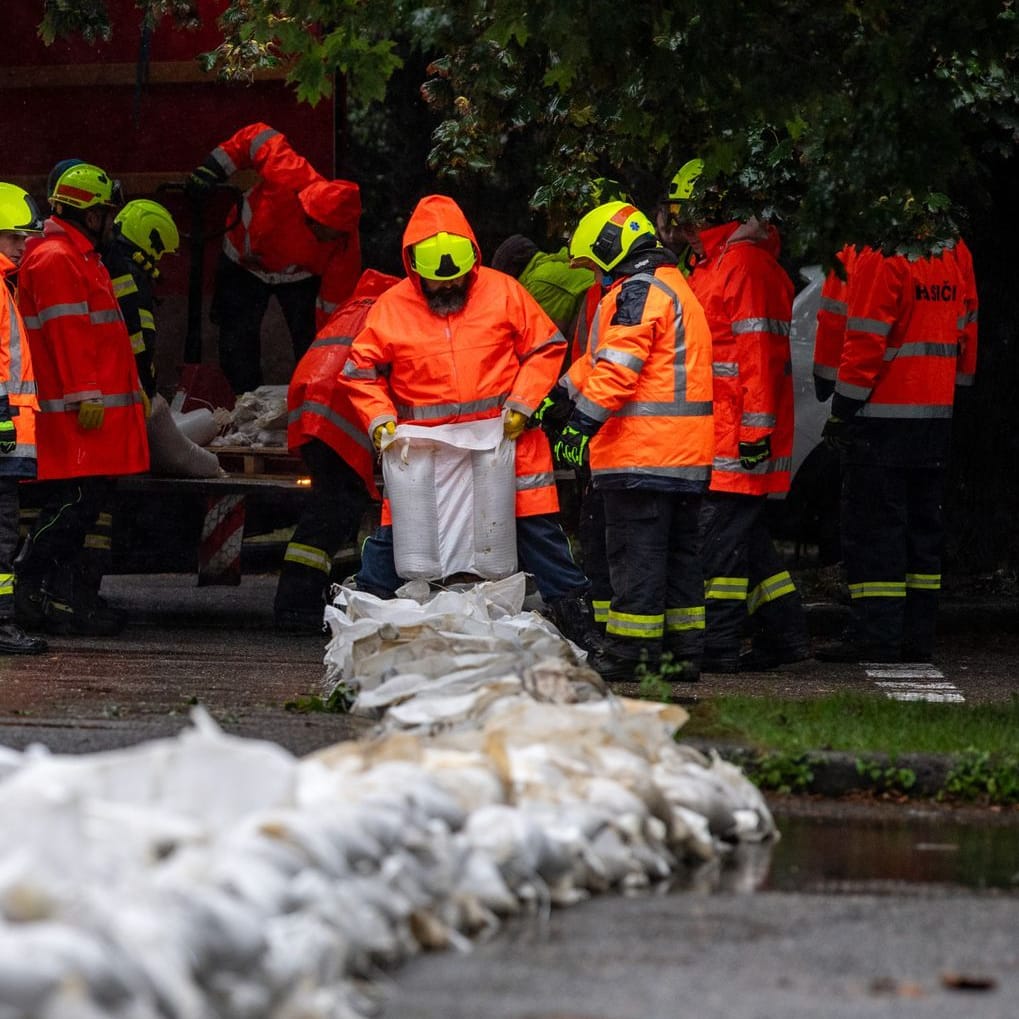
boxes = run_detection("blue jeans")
[356,514,589,602]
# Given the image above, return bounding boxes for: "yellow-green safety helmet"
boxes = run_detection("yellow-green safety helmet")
[569,201,657,272]
[412,231,476,280]
[0,183,44,234]
[115,199,179,260]
[49,162,119,210]
[667,158,705,202]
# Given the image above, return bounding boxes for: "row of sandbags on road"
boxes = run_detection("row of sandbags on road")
[0,574,775,1018]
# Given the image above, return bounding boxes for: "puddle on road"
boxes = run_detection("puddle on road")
[761,812,1019,892]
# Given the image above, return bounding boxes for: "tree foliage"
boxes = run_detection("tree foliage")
[39,0,1019,259]
[34,1,1019,569]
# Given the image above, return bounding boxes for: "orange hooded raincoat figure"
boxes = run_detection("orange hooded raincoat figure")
[188,122,362,395]
[340,195,601,651]
[687,217,810,672]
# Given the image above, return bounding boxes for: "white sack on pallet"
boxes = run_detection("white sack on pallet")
[211,385,289,448]
[145,394,224,478]
[382,418,517,581]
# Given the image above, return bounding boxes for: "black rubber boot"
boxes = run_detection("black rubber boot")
[738,643,812,671]
[0,621,48,655]
[546,592,606,655]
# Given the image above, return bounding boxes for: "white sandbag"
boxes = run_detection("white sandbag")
[383,418,516,581]
[146,394,224,478]
[172,407,219,446]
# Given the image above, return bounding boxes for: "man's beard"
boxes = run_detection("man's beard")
[425,285,468,315]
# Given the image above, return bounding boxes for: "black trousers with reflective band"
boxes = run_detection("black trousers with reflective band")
[0,479,19,619]
[212,254,320,396]
[576,470,612,619]
[841,461,944,656]
[601,488,704,662]
[700,491,808,658]
[17,476,114,600]
[275,439,371,614]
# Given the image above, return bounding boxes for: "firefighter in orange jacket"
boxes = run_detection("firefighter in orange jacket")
[274,269,399,632]
[816,238,978,662]
[15,163,148,637]
[187,122,362,395]
[0,184,47,654]
[812,245,859,402]
[340,195,600,650]
[557,201,715,682]
[675,164,810,672]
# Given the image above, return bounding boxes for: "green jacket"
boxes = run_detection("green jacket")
[518,247,595,335]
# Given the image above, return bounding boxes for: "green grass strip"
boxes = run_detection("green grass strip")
[681,691,1019,756]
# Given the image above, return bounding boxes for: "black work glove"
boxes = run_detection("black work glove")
[738,434,771,471]
[0,395,14,455]
[552,410,600,469]
[552,425,590,469]
[530,384,574,435]
[813,375,836,402]
[185,156,226,199]
[821,415,849,451]
[824,393,865,451]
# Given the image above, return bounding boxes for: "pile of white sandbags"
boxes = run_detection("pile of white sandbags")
[0,574,776,1018]
[210,385,289,448]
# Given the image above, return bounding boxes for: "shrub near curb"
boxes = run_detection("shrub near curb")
[660,691,1019,806]
[683,743,1019,805]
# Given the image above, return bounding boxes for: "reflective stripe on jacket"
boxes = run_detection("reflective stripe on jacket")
[17,218,148,480]
[341,195,566,517]
[836,239,979,418]
[813,244,858,385]
[689,220,795,496]
[211,121,362,329]
[564,259,714,489]
[287,270,400,500]
[0,254,38,478]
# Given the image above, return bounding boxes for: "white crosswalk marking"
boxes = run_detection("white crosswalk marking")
[866,663,965,703]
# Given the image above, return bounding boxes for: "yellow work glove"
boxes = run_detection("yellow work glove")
[372,420,396,451]
[503,409,528,441]
[77,399,105,430]
[140,389,152,419]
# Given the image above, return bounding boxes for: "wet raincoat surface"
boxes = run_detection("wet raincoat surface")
[342,195,567,518]
[563,247,715,490]
[688,219,794,496]
[17,219,147,480]
[833,239,978,466]
[287,269,400,501]
[210,122,362,326]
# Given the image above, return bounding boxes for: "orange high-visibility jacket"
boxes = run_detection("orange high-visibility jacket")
[341,195,567,518]
[0,254,39,479]
[689,220,795,496]
[813,244,859,390]
[210,122,362,327]
[287,269,400,500]
[18,219,148,480]
[835,239,979,417]
[563,257,714,487]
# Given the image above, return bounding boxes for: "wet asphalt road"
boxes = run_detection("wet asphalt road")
[1,574,1015,756]
[0,573,371,756]
[1,573,1017,1019]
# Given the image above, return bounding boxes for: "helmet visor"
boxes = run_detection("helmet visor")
[413,232,476,280]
